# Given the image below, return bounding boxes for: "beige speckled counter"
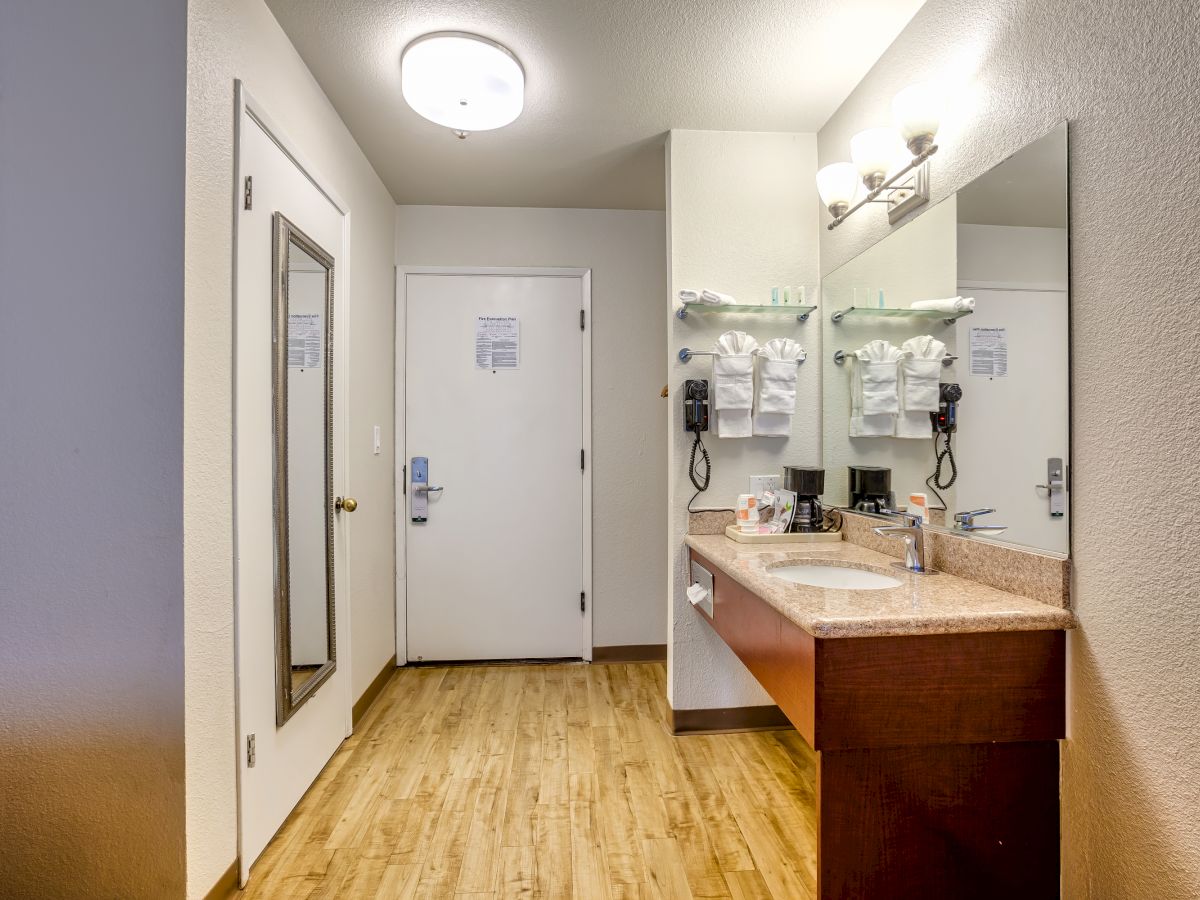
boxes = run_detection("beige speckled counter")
[685,533,1075,639]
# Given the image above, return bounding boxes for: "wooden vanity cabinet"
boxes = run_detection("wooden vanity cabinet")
[690,548,1066,899]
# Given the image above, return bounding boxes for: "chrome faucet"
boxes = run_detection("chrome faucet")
[954,508,1009,534]
[872,509,927,573]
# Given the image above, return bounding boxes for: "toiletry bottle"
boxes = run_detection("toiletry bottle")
[771,287,780,306]
[783,286,791,305]
[798,285,806,306]
[878,289,885,309]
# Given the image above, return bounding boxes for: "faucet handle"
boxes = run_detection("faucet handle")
[954,508,995,526]
[881,508,922,526]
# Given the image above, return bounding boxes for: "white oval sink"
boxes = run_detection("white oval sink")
[771,564,902,590]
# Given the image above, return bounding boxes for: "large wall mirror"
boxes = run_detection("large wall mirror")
[273,213,336,724]
[820,123,1069,554]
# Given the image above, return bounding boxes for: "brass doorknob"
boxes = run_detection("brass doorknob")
[336,496,358,513]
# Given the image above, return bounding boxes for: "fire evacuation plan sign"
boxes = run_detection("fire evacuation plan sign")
[475,316,520,369]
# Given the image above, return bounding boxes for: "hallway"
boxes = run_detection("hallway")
[236,663,817,898]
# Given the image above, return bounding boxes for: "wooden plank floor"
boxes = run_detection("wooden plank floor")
[236,662,817,899]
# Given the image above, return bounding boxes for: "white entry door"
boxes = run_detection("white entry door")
[954,286,1069,553]
[234,97,350,884]
[402,270,591,661]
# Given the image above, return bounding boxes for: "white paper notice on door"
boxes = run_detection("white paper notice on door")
[969,326,1008,377]
[475,316,520,369]
[288,313,322,368]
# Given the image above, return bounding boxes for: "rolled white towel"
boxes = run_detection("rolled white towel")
[700,289,735,305]
[910,296,975,313]
[678,288,700,303]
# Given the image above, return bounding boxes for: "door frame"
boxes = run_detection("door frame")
[232,81,354,884]
[395,266,594,663]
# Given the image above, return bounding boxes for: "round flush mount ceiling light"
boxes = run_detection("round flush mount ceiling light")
[401,31,524,138]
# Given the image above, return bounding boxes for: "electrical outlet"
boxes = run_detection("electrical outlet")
[749,475,780,500]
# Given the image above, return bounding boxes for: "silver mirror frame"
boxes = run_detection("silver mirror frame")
[272,212,336,726]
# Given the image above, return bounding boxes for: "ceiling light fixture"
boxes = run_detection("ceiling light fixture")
[819,81,944,230]
[401,31,524,139]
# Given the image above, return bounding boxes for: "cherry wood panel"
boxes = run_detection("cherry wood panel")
[693,550,816,744]
[815,630,1066,750]
[818,741,1061,899]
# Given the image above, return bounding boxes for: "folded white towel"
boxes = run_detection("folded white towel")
[756,360,798,413]
[910,296,975,313]
[752,338,804,436]
[712,331,758,438]
[752,412,791,436]
[700,289,735,305]
[899,335,946,413]
[847,340,903,438]
[850,414,895,437]
[678,289,700,303]
[713,355,754,409]
[895,411,932,439]
[716,409,753,438]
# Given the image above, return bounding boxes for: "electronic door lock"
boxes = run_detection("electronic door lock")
[410,456,443,522]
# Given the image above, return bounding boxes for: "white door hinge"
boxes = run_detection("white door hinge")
[244,175,253,210]
[246,733,256,767]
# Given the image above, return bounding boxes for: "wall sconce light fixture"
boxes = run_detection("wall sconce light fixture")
[819,82,943,230]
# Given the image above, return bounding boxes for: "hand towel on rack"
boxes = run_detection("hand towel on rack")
[910,296,975,313]
[753,338,805,436]
[713,331,757,438]
[700,289,735,305]
[895,336,945,439]
[856,340,904,416]
[848,340,902,437]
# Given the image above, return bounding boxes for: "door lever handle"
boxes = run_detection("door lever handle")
[414,484,443,493]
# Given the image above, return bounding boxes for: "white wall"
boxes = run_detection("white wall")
[186,1,398,895]
[818,0,1200,893]
[0,0,188,896]
[819,197,959,511]
[666,130,821,712]
[395,205,668,649]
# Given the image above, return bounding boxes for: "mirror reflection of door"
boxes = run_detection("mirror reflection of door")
[274,218,336,719]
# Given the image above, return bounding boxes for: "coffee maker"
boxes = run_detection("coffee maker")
[848,465,893,513]
[783,466,824,532]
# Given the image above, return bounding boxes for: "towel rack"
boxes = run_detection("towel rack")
[833,349,956,367]
[678,348,806,365]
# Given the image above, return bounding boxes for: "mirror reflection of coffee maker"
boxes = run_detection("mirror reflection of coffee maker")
[848,465,893,513]
[783,466,824,532]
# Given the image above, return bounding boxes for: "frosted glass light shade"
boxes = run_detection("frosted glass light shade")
[816,162,860,216]
[892,82,942,154]
[402,32,524,133]
[850,127,907,189]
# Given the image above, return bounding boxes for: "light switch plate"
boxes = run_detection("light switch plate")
[750,475,780,500]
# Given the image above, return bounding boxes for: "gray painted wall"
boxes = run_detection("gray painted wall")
[0,1,188,897]
[818,0,1200,894]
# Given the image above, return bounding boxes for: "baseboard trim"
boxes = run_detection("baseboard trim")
[668,703,794,735]
[592,644,668,663]
[352,654,398,727]
[202,859,238,900]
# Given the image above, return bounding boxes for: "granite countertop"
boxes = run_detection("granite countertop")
[685,533,1076,639]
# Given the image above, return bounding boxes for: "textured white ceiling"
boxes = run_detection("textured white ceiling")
[265,0,927,209]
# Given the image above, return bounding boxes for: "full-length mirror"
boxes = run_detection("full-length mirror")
[273,213,336,724]
[821,123,1069,554]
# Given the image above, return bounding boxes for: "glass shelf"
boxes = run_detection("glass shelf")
[829,305,973,324]
[677,302,816,322]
